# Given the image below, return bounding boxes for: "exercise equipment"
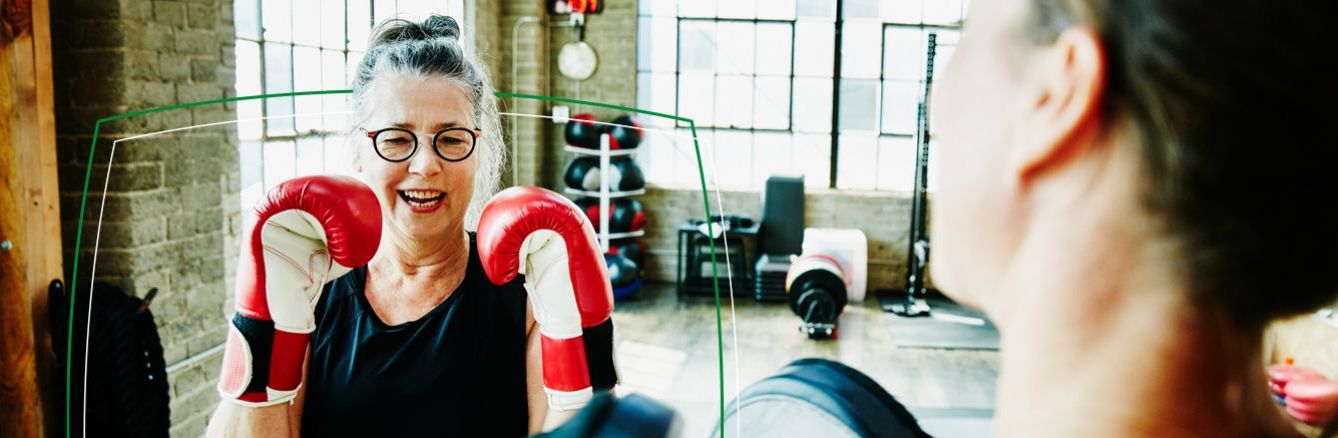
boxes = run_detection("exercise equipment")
[786,254,849,339]
[802,228,868,302]
[220,175,382,406]
[49,281,170,436]
[564,113,602,149]
[606,252,639,289]
[756,175,805,301]
[564,156,645,192]
[609,238,645,266]
[574,197,645,233]
[478,186,619,410]
[677,216,759,298]
[888,33,938,318]
[714,358,931,438]
[606,249,643,299]
[607,114,642,150]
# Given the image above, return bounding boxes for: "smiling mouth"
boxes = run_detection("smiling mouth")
[398,189,445,209]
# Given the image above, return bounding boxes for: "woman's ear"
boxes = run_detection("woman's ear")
[349,132,364,173]
[1008,26,1107,184]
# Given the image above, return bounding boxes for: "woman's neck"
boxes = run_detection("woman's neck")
[364,227,471,324]
[990,203,1293,437]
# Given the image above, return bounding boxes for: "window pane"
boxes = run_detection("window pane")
[293,46,322,133]
[640,122,676,185]
[676,128,711,186]
[262,141,296,189]
[756,0,796,20]
[712,130,753,188]
[884,27,925,80]
[637,17,654,72]
[924,0,964,25]
[348,0,371,51]
[321,0,345,49]
[235,40,262,95]
[838,79,878,132]
[640,0,677,17]
[238,100,263,140]
[792,133,831,188]
[678,0,715,18]
[844,0,879,19]
[754,76,790,130]
[264,43,295,135]
[792,77,832,133]
[373,0,396,26]
[794,20,834,77]
[292,0,320,46]
[678,21,716,71]
[324,136,355,177]
[716,22,755,75]
[239,140,262,187]
[797,0,835,18]
[836,134,877,190]
[718,0,756,19]
[881,80,919,134]
[296,136,325,176]
[876,135,915,191]
[715,75,753,129]
[678,72,715,127]
[755,23,793,76]
[752,131,793,187]
[840,21,881,78]
[347,50,363,87]
[322,50,348,131]
[649,17,678,72]
[262,0,292,43]
[881,0,923,23]
[637,73,677,127]
[235,0,261,40]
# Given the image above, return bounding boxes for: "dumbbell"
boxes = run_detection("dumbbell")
[785,254,849,339]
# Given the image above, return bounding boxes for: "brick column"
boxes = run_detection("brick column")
[50,0,239,435]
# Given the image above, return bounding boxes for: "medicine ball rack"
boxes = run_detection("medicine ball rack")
[563,134,646,250]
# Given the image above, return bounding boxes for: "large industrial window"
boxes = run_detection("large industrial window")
[232,0,464,218]
[636,0,966,191]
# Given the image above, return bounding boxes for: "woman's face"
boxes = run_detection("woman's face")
[356,73,479,244]
[930,0,1034,308]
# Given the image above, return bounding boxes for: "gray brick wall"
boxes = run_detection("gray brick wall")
[50,0,239,435]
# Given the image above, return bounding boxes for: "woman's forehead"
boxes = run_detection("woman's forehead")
[364,73,475,127]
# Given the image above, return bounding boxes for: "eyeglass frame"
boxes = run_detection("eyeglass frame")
[362,126,481,163]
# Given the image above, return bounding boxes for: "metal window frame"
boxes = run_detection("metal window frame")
[638,0,966,190]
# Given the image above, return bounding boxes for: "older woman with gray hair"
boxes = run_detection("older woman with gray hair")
[206,15,602,437]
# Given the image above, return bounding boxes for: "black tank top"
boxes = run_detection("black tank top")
[302,234,530,437]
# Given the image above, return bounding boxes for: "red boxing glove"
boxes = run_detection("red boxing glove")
[217,176,382,406]
[1269,364,1326,396]
[1275,369,1338,426]
[477,186,615,411]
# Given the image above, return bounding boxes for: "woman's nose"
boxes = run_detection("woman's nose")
[406,140,444,175]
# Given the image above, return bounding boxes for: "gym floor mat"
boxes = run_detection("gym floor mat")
[880,293,1001,350]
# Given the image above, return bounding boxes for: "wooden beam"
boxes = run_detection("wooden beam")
[2,0,60,435]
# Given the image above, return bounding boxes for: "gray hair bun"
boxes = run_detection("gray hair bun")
[371,14,461,47]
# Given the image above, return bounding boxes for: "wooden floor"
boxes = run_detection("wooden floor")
[611,282,1000,437]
